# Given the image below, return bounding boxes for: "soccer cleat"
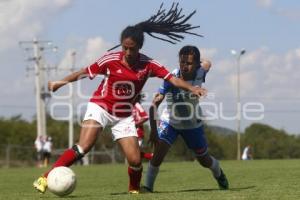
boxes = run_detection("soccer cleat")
[33,176,48,193]
[216,169,229,190]
[129,190,139,194]
[140,186,153,193]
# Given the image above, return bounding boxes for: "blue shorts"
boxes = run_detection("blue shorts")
[158,121,208,156]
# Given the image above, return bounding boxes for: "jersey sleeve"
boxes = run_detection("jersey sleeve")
[148,60,173,81]
[85,56,109,79]
[158,68,178,95]
[158,80,172,95]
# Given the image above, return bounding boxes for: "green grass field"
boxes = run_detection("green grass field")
[1,160,300,200]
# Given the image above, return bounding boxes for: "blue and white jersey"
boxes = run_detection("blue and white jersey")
[159,67,207,129]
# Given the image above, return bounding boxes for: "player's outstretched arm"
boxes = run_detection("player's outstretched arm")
[168,76,207,97]
[48,68,88,92]
[148,93,165,147]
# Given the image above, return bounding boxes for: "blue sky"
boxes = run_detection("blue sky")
[0,0,300,134]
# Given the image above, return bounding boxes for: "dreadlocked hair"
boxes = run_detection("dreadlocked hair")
[107,3,203,51]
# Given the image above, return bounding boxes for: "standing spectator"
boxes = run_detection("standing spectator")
[42,136,53,167]
[242,145,253,160]
[34,135,44,168]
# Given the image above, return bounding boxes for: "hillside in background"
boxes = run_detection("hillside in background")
[207,125,235,135]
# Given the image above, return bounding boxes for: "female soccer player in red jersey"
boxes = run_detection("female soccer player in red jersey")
[33,3,206,194]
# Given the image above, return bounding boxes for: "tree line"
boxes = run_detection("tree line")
[1,115,300,163]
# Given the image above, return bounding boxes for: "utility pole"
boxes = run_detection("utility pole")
[231,49,246,160]
[19,38,57,137]
[68,51,76,148]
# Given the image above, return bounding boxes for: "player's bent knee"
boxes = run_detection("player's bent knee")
[127,156,141,167]
[196,153,212,168]
[193,146,208,156]
[128,160,141,167]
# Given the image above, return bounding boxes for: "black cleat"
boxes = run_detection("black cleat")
[140,186,153,193]
[216,169,229,190]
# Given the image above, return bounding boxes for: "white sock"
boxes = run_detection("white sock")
[209,156,221,178]
[145,162,159,191]
[76,144,84,154]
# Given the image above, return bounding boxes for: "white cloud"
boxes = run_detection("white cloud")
[0,0,73,51]
[294,48,300,58]
[229,71,257,96]
[256,0,273,8]
[214,59,235,74]
[53,0,72,8]
[206,46,300,100]
[256,1,300,20]
[242,47,269,67]
[261,48,300,97]
[57,36,111,72]
[200,48,218,59]
[57,49,77,72]
[81,37,111,66]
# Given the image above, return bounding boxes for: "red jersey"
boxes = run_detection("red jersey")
[85,51,173,117]
[132,102,149,138]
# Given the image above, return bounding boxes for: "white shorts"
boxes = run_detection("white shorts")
[83,102,138,141]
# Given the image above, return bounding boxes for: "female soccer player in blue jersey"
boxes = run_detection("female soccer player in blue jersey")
[144,45,229,192]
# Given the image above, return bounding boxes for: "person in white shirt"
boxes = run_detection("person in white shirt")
[42,136,53,167]
[34,135,44,168]
[242,145,253,160]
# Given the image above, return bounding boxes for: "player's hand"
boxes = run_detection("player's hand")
[191,86,207,97]
[148,130,159,148]
[48,81,64,92]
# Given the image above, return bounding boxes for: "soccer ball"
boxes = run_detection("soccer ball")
[47,166,76,197]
